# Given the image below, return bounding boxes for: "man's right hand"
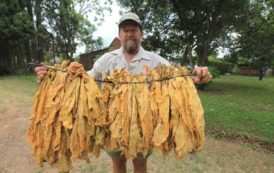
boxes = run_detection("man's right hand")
[34,65,48,84]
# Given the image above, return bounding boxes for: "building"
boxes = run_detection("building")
[79,37,121,70]
[236,64,258,76]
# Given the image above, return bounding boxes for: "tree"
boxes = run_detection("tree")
[117,0,248,66]
[43,0,103,59]
[0,0,34,72]
[236,0,274,70]
[0,0,110,74]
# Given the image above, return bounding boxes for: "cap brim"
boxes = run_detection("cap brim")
[119,19,142,28]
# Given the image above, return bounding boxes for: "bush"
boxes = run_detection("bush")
[15,67,29,75]
[208,60,233,75]
[208,66,220,78]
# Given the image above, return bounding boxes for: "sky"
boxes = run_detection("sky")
[93,2,121,46]
[76,1,121,55]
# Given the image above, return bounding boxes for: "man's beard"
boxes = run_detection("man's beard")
[123,40,139,54]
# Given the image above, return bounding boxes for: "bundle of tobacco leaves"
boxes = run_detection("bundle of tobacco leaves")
[28,61,204,172]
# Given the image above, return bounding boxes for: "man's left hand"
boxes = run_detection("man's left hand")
[192,67,212,84]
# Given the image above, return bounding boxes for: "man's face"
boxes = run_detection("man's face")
[119,21,143,54]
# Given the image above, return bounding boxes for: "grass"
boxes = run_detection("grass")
[199,75,274,144]
[0,75,37,109]
[0,74,37,95]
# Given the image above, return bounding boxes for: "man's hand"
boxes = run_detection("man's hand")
[34,65,48,84]
[192,66,212,84]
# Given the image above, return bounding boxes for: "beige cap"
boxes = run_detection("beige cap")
[118,12,141,27]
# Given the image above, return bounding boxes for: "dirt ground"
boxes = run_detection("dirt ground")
[0,77,274,173]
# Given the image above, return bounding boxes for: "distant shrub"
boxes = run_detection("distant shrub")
[208,60,233,75]
[208,66,220,78]
[15,67,28,75]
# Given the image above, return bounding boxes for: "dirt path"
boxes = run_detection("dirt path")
[0,77,274,173]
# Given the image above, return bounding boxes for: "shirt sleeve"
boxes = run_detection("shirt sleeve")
[87,55,105,80]
[156,54,170,66]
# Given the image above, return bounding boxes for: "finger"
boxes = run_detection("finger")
[194,67,202,78]
[38,69,48,74]
[34,67,46,74]
[200,74,212,83]
[194,73,211,84]
[38,74,44,81]
[194,67,208,80]
[193,76,202,84]
[200,67,209,78]
[37,70,48,76]
[37,79,41,84]
[34,66,47,73]
[37,72,45,84]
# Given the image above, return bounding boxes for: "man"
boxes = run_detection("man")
[35,12,212,173]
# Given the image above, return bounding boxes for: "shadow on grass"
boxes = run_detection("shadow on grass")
[198,80,271,95]
[206,126,274,153]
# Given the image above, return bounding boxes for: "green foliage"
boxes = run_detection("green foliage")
[14,68,28,75]
[235,0,274,69]
[117,0,249,66]
[0,0,35,73]
[43,50,54,63]
[208,60,233,75]
[0,0,33,41]
[208,66,220,78]
[0,0,110,74]
[118,0,273,69]
[43,0,110,59]
[208,55,218,62]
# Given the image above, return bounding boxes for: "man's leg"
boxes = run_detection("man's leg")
[111,155,127,173]
[132,157,147,173]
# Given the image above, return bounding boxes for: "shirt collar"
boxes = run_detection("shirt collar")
[132,46,151,61]
[110,47,123,56]
[111,46,151,61]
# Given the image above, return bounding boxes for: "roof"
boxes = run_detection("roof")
[80,37,121,57]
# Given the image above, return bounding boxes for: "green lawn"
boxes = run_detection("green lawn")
[0,74,37,95]
[200,75,274,144]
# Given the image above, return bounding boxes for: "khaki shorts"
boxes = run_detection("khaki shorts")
[106,149,153,158]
